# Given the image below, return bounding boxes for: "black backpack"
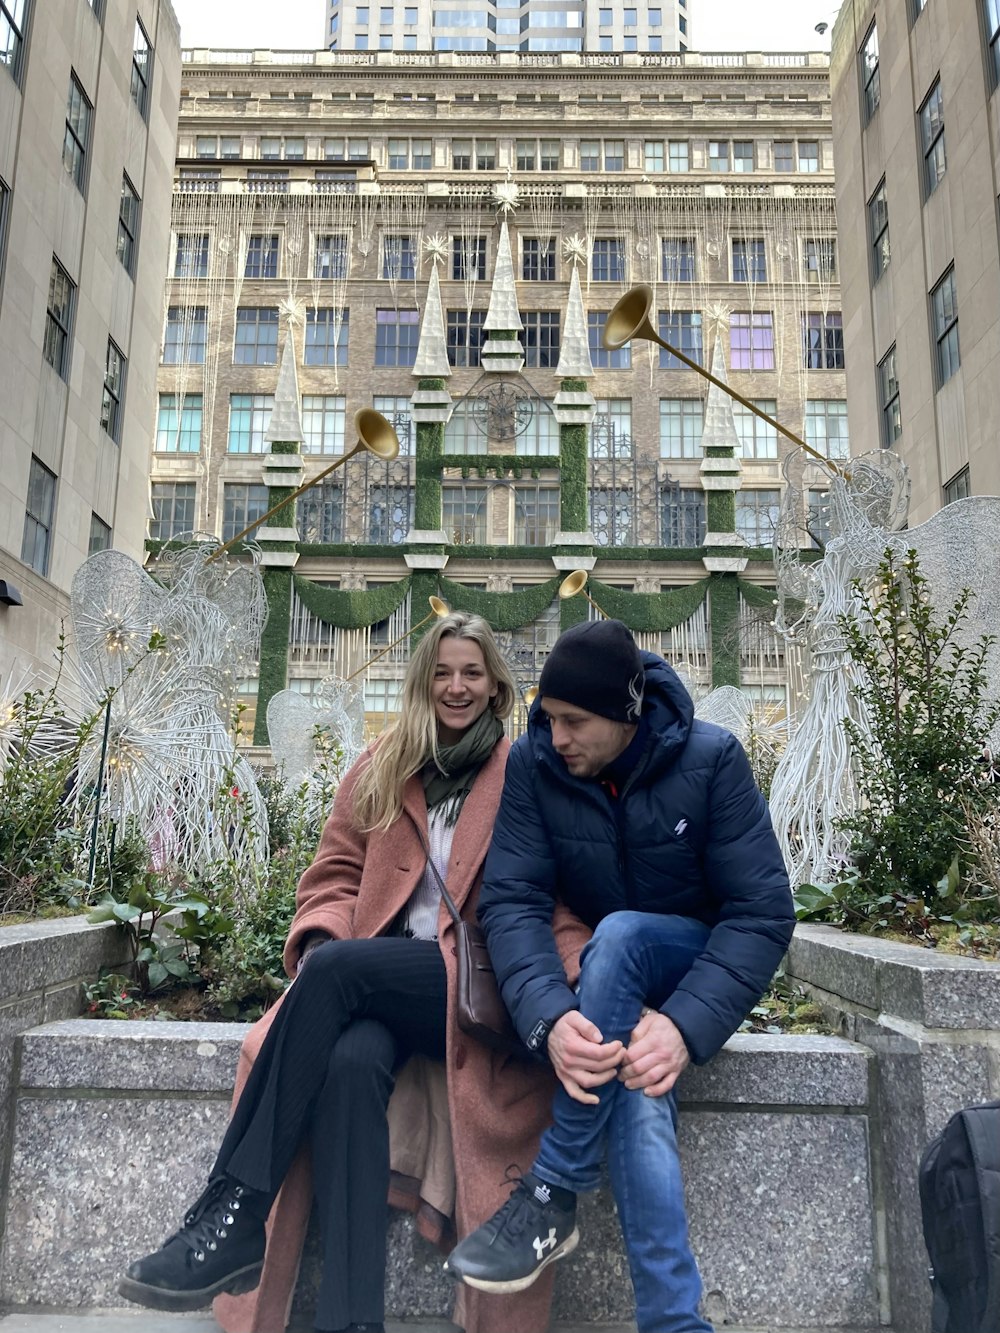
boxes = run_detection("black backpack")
[919,1101,1000,1333]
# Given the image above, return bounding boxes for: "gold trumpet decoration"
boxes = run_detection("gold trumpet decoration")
[207,408,401,563]
[603,285,844,477]
[345,596,451,681]
[558,569,608,618]
[523,686,539,708]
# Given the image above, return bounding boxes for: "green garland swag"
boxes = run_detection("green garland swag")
[737,580,805,625]
[292,573,412,628]
[439,574,561,631]
[587,578,710,633]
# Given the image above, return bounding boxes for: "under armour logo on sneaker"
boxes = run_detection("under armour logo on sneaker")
[533,1182,551,1205]
[533,1228,558,1261]
[674,818,688,837]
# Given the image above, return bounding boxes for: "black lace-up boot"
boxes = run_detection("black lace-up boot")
[119,1176,267,1312]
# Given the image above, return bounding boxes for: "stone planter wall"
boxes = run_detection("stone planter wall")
[0,1019,882,1331]
[786,923,1000,1333]
[0,918,129,1239]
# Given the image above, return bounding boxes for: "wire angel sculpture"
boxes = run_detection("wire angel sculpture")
[267,676,365,825]
[768,448,1000,887]
[69,542,269,890]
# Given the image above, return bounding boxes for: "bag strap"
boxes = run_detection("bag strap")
[409,816,463,927]
[963,1104,1000,1333]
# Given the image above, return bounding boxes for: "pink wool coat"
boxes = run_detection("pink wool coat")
[214,738,591,1333]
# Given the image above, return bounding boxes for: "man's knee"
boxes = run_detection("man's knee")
[580,910,650,979]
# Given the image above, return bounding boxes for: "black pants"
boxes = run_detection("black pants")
[213,937,448,1332]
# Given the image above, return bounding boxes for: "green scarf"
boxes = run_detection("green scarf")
[421,710,504,827]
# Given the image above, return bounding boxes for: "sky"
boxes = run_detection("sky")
[169,0,836,53]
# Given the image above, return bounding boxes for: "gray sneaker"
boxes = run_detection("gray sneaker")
[444,1174,579,1294]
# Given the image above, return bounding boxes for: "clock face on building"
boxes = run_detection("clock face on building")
[472,381,535,443]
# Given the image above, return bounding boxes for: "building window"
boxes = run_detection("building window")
[314,233,349,280]
[805,400,850,460]
[987,0,1000,86]
[604,139,625,171]
[592,238,627,283]
[220,136,241,159]
[516,140,537,170]
[659,399,704,458]
[375,308,420,366]
[452,139,472,170]
[803,311,845,369]
[382,234,416,281]
[223,484,269,543]
[446,309,486,367]
[590,487,633,547]
[658,311,702,369]
[732,238,767,283]
[868,179,890,281]
[944,467,970,504]
[522,311,560,368]
[324,136,369,161]
[44,258,75,379]
[443,483,488,544]
[175,233,209,279]
[234,307,279,364]
[736,490,781,547]
[443,401,486,455]
[387,138,409,169]
[475,140,496,170]
[919,80,946,196]
[301,395,346,454]
[522,237,555,281]
[368,487,413,544]
[644,140,664,173]
[931,266,960,384]
[100,340,126,443]
[709,141,731,172]
[580,139,600,172]
[89,514,112,555]
[589,312,631,370]
[156,393,202,453]
[452,236,486,281]
[803,238,837,283]
[228,394,274,453]
[513,484,559,546]
[807,490,832,548]
[64,74,92,192]
[373,397,414,455]
[733,400,778,459]
[660,484,706,547]
[117,175,140,276]
[244,234,279,280]
[21,457,56,576]
[861,22,880,123]
[668,140,689,172]
[149,482,196,543]
[773,141,794,172]
[1,0,28,82]
[733,140,754,172]
[661,237,696,283]
[517,405,559,457]
[297,484,343,543]
[731,312,775,371]
[798,141,820,172]
[411,138,431,170]
[305,308,349,366]
[131,18,151,119]
[878,345,902,445]
[590,399,633,458]
[163,306,206,364]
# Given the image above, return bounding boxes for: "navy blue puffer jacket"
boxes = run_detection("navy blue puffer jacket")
[478,652,795,1065]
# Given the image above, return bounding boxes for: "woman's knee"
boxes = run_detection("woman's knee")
[327,1019,397,1087]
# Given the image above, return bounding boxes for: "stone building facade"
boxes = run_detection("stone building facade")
[153,47,843,738]
[0,0,182,680]
[830,0,1000,522]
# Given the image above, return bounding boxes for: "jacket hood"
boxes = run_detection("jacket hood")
[527,650,694,781]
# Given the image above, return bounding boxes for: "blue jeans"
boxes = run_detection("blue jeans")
[533,911,715,1333]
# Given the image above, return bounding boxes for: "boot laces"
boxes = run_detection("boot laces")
[491,1167,539,1242]
[172,1178,247,1265]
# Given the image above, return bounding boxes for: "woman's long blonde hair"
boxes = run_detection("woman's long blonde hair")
[351,611,516,833]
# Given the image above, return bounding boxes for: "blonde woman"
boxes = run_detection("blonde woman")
[120,612,590,1333]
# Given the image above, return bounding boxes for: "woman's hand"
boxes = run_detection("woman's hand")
[295,931,331,975]
[547,1011,624,1106]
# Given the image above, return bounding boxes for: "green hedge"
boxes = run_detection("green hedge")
[559,423,588,532]
[438,454,560,479]
[292,573,412,628]
[253,569,291,745]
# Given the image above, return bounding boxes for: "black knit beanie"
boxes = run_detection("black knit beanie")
[538,619,644,723]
